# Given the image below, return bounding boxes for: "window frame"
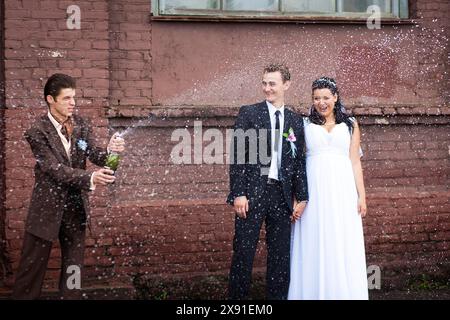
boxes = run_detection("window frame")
[151,0,410,23]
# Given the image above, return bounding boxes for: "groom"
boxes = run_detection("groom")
[227,63,308,300]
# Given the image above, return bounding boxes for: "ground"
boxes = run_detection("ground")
[0,273,448,300]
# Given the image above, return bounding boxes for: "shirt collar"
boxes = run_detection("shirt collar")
[47,111,63,130]
[266,100,284,118]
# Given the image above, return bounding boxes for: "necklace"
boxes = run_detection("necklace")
[323,122,336,126]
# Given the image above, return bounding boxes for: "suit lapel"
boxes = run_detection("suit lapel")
[260,101,271,130]
[70,117,82,165]
[259,101,272,158]
[41,116,71,165]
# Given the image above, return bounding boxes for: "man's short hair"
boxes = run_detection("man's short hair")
[263,63,291,83]
[44,73,76,105]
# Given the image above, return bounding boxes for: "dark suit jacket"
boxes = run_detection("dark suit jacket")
[227,101,308,212]
[24,115,108,241]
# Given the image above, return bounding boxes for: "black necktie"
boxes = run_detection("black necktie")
[274,110,281,152]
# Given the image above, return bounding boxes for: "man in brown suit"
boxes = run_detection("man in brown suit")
[12,73,125,299]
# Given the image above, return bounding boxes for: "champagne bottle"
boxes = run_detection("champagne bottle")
[105,152,120,173]
[105,133,123,177]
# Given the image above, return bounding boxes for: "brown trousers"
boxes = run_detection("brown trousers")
[12,194,86,300]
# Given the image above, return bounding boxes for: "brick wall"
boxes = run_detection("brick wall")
[361,117,449,286]
[96,109,449,289]
[0,0,449,294]
[108,0,152,111]
[0,0,9,285]
[415,0,450,104]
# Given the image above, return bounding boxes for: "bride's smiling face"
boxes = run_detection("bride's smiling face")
[312,88,337,119]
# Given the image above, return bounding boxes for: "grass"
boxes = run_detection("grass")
[133,272,450,300]
[407,274,450,291]
[133,273,266,300]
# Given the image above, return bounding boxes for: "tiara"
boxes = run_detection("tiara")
[317,77,337,88]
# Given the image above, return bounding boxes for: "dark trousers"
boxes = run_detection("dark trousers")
[228,182,291,300]
[12,197,86,300]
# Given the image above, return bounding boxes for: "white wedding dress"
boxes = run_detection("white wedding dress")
[288,118,368,300]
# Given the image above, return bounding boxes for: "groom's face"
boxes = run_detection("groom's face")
[262,71,290,106]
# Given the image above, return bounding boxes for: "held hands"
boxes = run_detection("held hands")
[108,133,125,154]
[93,168,116,185]
[291,199,307,223]
[358,197,367,217]
[234,196,308,221]
[233,196,249,219]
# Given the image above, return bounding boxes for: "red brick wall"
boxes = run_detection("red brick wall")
[0,0,449,293]
[0,0,9,285]
[98,111,450,290]
[415,0,450,104]
[108,0,152,111]
[361,118,449,286]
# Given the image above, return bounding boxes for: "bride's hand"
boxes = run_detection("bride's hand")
[291,200,307,222]
[358,197,367,217]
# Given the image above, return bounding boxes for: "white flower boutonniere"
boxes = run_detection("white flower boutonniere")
[283,127,297,158]
[77,139,88,151]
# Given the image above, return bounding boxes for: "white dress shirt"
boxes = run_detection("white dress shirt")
[47,112,96,190]
[48,111,71,159]
[266,101,284,181]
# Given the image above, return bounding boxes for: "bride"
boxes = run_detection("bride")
[288,77,369,300]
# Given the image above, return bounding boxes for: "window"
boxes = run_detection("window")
[152,0,409,19]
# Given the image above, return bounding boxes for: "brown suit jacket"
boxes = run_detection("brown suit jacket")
[24,115,108,241]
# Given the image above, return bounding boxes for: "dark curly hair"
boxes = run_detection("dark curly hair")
[309,77,354,134]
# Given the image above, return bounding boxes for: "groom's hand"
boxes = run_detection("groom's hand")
[92,168,116,185]
[234,196,249,219]
[108,133,125,154]
[291,199,307,222]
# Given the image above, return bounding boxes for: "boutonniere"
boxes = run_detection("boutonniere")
[283,127,297,158]
[77,139,88,151]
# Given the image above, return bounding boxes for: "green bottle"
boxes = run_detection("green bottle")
[105,132,124,175]
[105,152,120,173]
